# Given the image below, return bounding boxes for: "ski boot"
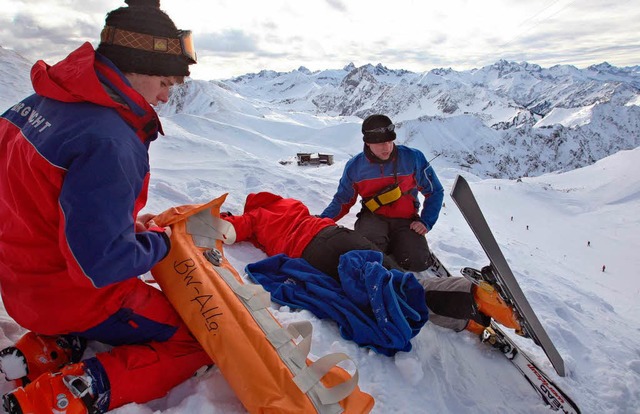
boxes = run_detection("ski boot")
[462,266,523,335]
[465,319,489,336]
[2,362,98,414]
[473,281,523,334]
[0,332,86,386]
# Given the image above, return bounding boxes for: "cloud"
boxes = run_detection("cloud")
[0,11,99,63]
[324,0,347,13]
[1,0,639,80]
[9,0,109,14]
[196,29,259,54]
[11,12,96,41]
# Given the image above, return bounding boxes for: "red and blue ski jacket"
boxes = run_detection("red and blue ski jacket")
[321,145,444,230]
[0,43,169,335]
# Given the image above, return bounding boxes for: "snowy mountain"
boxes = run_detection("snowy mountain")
[1,47,640,414]
[160,60,640,179]
[2,46,639,179]
[0,46,32,110]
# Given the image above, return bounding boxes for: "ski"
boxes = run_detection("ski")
[426,250,452,278]
[448,175,581,412]
[483,322,581,413]
[450,174,565,377]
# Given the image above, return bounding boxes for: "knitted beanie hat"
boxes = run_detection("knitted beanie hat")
[362,114,396,143]
[97,0,195,76]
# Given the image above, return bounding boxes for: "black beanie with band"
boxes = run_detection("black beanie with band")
[362,114,396,143]
[97,0,194,77]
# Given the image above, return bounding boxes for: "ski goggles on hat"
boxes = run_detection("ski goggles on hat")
[177,30,197,63]
[101,26,197,64]
[363,124,395,134]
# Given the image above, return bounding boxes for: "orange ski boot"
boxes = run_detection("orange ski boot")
[2,362,97,414]
[0,332,86,385]
[473,281,523,334]
[465,319,488,335]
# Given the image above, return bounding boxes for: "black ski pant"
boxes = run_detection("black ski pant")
[354,209,432,272]
[301,225,402,281]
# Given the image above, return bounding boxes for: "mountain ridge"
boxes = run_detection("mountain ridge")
[167,60,640,179]
[2,45,638,179]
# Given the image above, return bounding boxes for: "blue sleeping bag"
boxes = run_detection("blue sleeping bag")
[245,250,429,356]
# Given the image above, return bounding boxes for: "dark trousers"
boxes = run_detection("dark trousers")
[301,226,402,281]
[354,209,431,272]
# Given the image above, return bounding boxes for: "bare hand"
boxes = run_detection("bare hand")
[135,214,172,238]
[135,213,156,232]
[146,219,172,238]
[410,220,428,235]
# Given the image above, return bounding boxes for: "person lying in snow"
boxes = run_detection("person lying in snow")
[221,192,521,354]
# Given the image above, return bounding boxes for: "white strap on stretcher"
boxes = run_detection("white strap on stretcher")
[187,209,237,248]
[209,258,360,414]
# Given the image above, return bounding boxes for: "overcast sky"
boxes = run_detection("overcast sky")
[1,0,638,80]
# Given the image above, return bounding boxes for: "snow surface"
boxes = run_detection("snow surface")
[2,109,639,414]
[534,105,595,129]
[1,52,639,413]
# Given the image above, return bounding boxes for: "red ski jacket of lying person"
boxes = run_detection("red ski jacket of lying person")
[223,192,336,258]
[221,192,401,279]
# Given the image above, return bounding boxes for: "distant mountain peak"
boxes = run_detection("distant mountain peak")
[340,65,378,91]
[589,62,614,70]
[343,62,356,72]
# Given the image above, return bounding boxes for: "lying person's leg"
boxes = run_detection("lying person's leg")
[301,226,402,280]
[418,276,522,334]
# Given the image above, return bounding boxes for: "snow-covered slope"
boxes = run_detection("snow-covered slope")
[3,45,639,180]
[0,46,32,109]
[141,127,640,413]
[145,133,640,414]
[1,47,639,414]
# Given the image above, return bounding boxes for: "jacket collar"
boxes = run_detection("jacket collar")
[30,42,163,144]
[364,143,397,165]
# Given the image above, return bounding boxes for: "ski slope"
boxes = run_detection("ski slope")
[1,115,639,414]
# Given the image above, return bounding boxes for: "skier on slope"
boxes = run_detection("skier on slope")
[0,1,212,413]
[222,192,521,336]
[320,114,445,272]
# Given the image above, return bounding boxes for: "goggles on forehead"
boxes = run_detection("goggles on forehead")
[101,26,197,64]
[363,124,395,134]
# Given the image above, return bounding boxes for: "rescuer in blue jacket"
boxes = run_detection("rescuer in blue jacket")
[321,114,444,272]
